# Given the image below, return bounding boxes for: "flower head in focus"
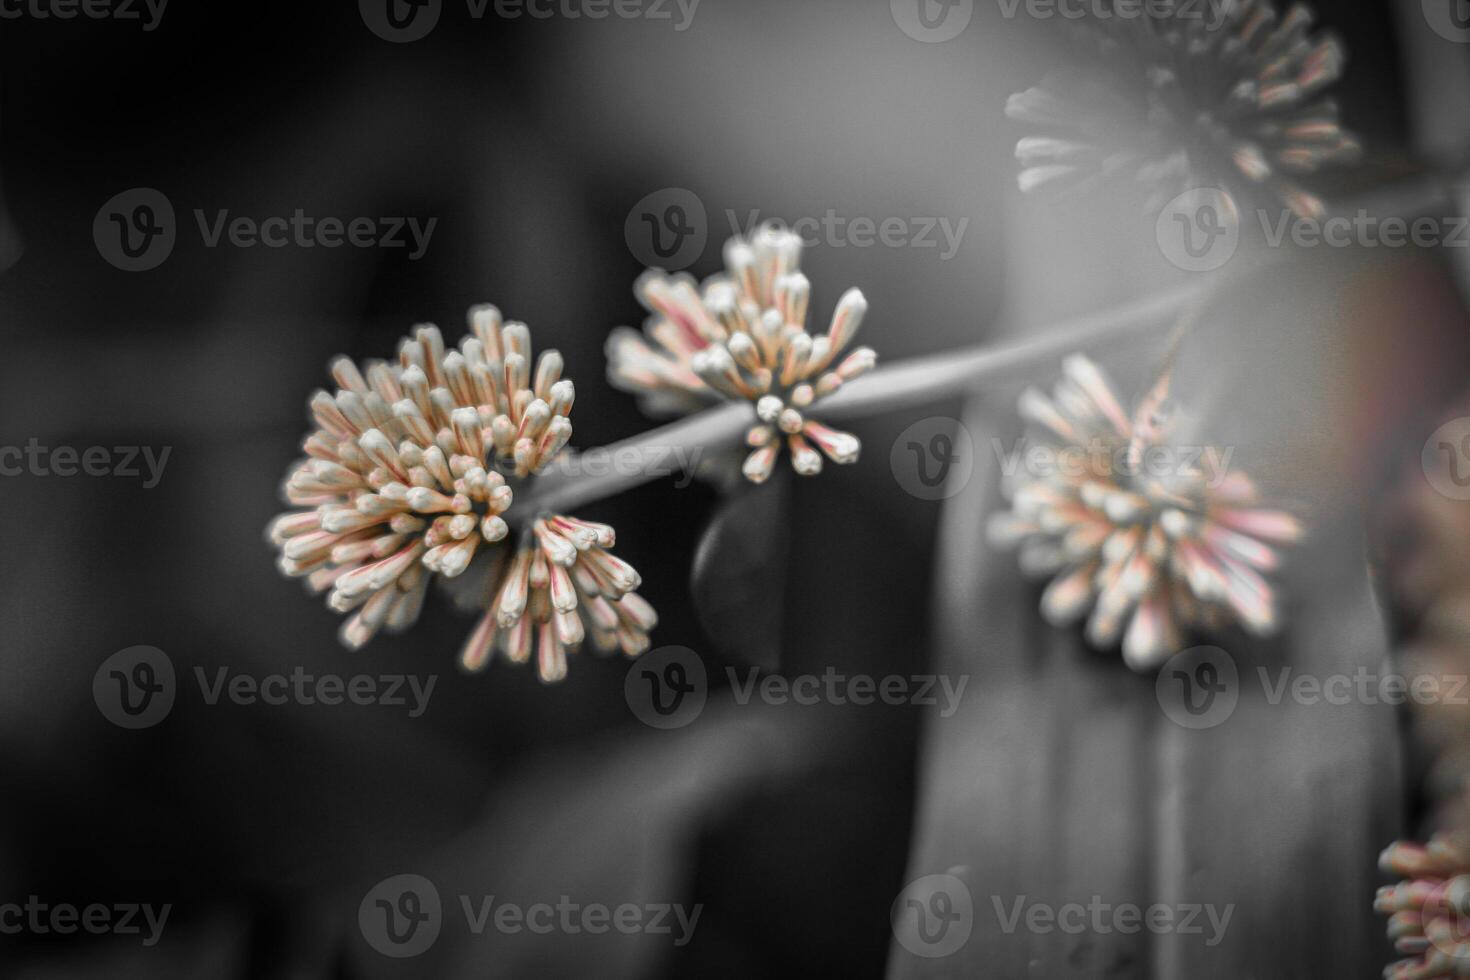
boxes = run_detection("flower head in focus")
[986,353,1303,670]
[269,306,656,682]
[1006,0,1360,220]
[606,223,877,483]
[1378,816,1470,978]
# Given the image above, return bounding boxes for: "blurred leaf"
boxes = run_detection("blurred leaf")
[689,471,791,673]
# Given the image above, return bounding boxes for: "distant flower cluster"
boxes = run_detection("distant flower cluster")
[1379,816,1470,978]
[1007,0,1360,220]
[987,354,1302,669]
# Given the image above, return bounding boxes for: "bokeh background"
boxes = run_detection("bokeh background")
[0,0,1465,977]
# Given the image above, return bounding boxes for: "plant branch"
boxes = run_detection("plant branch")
[512,281,1207,519]
[511,164,1470,520]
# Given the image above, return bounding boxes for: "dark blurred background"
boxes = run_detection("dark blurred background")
[0,1,1459,977]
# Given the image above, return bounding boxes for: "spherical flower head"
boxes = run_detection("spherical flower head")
[1006,0,1360,220]
[986,353,1303,670]
[268,305,656,682]
[1379,824,1470,978]
[606,222,877,483]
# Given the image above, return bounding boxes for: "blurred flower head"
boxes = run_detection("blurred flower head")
[270,307,655,682]
[607,223,876,483]
[1379,814,1470,978]
[986,353,1303,670]
[1006,0,1360,220]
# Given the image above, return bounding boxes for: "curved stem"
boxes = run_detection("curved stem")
[511,164,1470,520]
[511,281,1206,519]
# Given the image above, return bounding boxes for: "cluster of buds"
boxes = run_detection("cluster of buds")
[1379,821,1470,978]
[607,224,876,483]
[1007,0,1360,220]
[986,354,1303,670]
[269,306,655,682]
